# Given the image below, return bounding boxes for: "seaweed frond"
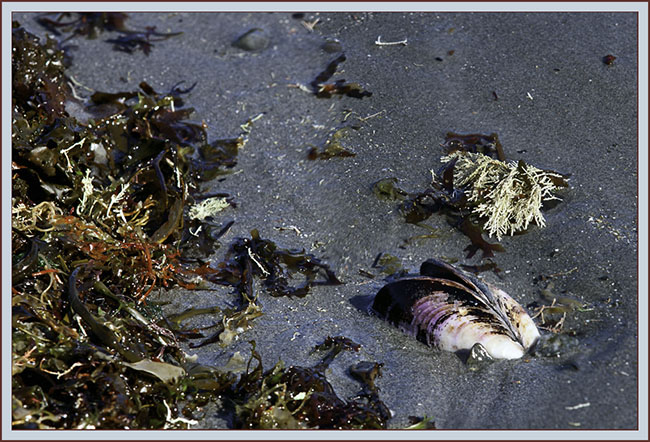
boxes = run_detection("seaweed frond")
[442,151,567,240]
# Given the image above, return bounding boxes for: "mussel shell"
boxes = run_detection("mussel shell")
[371,259,540,360]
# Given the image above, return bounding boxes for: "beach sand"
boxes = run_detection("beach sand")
[14,11,639,429]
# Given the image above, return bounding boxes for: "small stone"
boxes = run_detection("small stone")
[532,333,579,358]
[467,342,494,371]
[602,54,616,65]
[322,39,342,53]
[233,28,270,52]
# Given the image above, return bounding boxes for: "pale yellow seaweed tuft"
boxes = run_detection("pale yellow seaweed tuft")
[441,151,567,240]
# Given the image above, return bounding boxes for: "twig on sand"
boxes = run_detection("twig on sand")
[375,36,408,46]
[302,18,320,32]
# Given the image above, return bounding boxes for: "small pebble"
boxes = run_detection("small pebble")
[532,333,579,358]
[467,342,494,371]
[603,54,616,65]
[233,28,270,52]
[322,38,343,53]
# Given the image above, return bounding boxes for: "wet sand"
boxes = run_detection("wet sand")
[14,11,639,430]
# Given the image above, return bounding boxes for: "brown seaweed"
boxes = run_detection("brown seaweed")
[406,415,437,429]
[10,23,250,429]
[457,217,505,259]
[377,131,567,259]
[12,25,69,125]
[372,177,409,201]
[206,229,342,298]
[233,338,390,429]
[307,127,356,160]
[190,230,342,349]
[371,252,408,280]
[107,28,183,56]
[443,132,505,161]
[460,260,502,276]
[310,54,372,99]
[34,12,181,55]
[36,12,129,39]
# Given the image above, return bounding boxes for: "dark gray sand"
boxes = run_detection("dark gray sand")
[14,11,639,430]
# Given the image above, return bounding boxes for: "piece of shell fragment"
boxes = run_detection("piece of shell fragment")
[371,258,540,360]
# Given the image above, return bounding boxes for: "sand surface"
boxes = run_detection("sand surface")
[14,11,639,430]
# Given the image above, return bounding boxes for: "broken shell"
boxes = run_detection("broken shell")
[371,258,540,360]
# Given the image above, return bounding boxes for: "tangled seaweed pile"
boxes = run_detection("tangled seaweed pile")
[189,228,342,349]
[12,20,396,430]
[233,338,391,429]
[12,19,238,428]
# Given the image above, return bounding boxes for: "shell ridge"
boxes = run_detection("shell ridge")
[421,260,524,345]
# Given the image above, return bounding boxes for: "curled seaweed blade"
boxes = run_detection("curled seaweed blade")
[372,262,539,360]
[233,338,390,429]
[310,54,372,99]
[107,28,183,55]
[443,132,505,161]
[456,217,505,258]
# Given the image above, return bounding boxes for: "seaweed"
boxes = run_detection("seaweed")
[10,24,248,429]
[11,256,204,429]
[12,20,350,431]
[406,415,437,429]
[307,126,356,160]
[189,229,341,349]
[530,282,589,335]
[372,177,409,201]
[107,28,183,55]
[460,259,502,275]
[12,24,69,125]
[442,132,506,161]
[529,282,585,358]
[232,338,391,429]
[376,132,568,258]
[310,54,372,99]
[34,12,182,55]
[394,177,494,255]
[207,229,342,298]
[457,217,505,259]
[371,252,408,280]
[36,12,129,39]
[443,151,569,239]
